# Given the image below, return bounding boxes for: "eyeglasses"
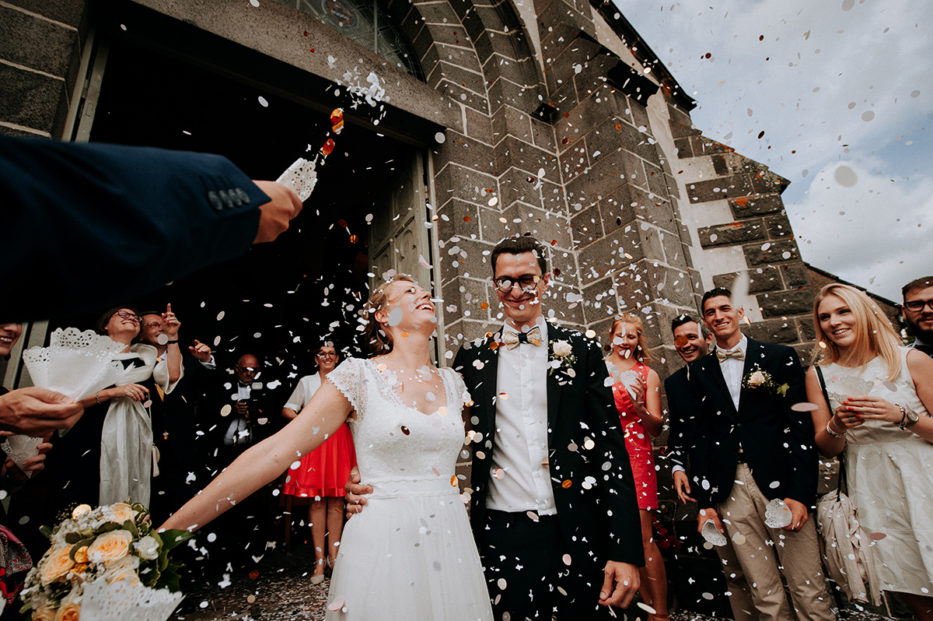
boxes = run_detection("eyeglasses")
[115,311,141,323]
[905,299,933,313]
[316,352,337,358]
[493,274,541,293]
[142,322,162,329]
[237,366,258,372]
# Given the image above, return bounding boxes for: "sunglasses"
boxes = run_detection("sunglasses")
[115,311,141,323]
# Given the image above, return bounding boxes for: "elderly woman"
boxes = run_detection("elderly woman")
[807,283,933,620]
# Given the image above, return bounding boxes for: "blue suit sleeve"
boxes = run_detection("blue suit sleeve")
[0,136,267,321]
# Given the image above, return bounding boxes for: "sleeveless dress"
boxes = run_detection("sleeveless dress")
[821,347,933,596]
[324,358,493,621]
[281,373,357,497]
[606,360,658,510]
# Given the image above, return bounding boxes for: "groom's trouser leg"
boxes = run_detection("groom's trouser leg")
[482,510,561,620]
[715,536,761,621]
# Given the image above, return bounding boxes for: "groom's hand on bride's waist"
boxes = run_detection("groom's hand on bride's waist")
[344,466,373,518]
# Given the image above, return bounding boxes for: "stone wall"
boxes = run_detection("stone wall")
[0,0,89,137]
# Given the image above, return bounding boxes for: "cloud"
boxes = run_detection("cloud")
[788,155,933,300]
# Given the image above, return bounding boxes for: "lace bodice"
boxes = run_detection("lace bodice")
[327,358,470,495]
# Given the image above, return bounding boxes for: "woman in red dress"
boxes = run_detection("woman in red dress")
[282,343,357,584]
[605,314,668,621]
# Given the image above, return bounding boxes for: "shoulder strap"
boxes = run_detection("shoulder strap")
[816,365,846,498]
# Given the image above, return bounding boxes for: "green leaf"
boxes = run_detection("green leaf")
[68,537,95,561]
[123,520,139,538]
[64,531,83,544]
[39,525,53,541]
[159,529,193,554]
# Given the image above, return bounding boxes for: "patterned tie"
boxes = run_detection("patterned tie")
[501,326,543,350]
[716,348,745,362]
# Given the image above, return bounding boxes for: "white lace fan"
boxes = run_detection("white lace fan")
[81,577,184,621]
[22,327,125,400]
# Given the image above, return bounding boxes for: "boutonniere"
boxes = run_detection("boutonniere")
[548,340,577,377]
[742,365,789,396]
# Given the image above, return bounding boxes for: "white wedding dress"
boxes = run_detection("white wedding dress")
[325,358,493,621]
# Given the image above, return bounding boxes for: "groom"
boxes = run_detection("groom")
[454,235,643,619]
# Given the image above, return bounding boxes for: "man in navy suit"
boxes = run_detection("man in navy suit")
[690,288,833,620]
[0,135,302,322]
[664,313,757,620]
[454,235,642,620]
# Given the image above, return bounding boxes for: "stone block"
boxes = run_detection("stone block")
[478,205,510,243]
[577,227,642,287]
[667,102,692,128]
[531,118,556,153]
[500,203,572,249]
[0,5,77,77]
[433,41,483,72]
[555,85,617,145]
[668,119,699,140]
[758,290,814,318]
[745,318,798,344]
[797,317,816,342]
[781,262,811,289]
[636,223,666,262]
[431,131,497,177]
[491,104,533,145]
[581,276,622,325]
[464,106,493,145]
[659,229,688,268]
[570,203,604,248]
[0,64,66,135]
[564,149,630,211]
[10,0,86,26]
[434,162,498,206]
[438,78,489,113]
[488,75,541,115]
[698,220,765,248]
[494,135,560,179]
[437,199,481,242]
[729,194,784,218]
[713,266,783,295]
[751,169,790,194]
[498,165,543,209]
[560,140,589,183]
[417,1,461,27]
[540,179,568,215]
[484,54,538,90]
[688,135,734,157]
[673,136,693,158]
[572,51,620,99]
[743,239,800,265]
[461,11,486,43]
[644,162,669,198]
[545,281,586,325]
[687,174,755,203]
[765,214,793,240]
[472,29,493,64]
[427,59,486,94]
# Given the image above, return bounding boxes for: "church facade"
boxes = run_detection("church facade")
[2,0,815,375]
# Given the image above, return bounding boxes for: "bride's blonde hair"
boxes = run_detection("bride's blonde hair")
[811,283,902,381]
[361,274,415,355]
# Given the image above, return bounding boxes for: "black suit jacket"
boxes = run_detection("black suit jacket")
[689,337,817,509]
[453,323,644,569]
[0,135,268,322]
[664,366,696,472]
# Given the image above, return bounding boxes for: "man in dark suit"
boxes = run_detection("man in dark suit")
[664,313,757,621]
[690,288,833,620]
[453,235,642,619]
[0,135,302,322]
[903,276,933,357]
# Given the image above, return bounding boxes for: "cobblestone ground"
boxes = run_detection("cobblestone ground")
[170,544,904,621]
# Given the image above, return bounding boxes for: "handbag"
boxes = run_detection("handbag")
[813,366,883,605]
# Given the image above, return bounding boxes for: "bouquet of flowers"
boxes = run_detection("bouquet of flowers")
[20,502,192,621]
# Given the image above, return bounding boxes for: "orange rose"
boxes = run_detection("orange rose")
[71,504,92,520]
[87,530,132,564]
[54,600,80,621]
[103,503,136,524]
[73,546,89,564]
[39,545,75,584]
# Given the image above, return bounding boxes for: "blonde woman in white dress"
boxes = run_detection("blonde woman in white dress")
[162,276,493,621]
[806,283,933,620]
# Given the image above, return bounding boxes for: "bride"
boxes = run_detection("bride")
[162,275,493,620]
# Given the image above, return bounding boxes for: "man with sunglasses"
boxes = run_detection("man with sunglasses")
[903,276,933,358]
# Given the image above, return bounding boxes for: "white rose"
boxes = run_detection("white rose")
[133,535,160,561]
[552,340,572,357]
[748,370,767,387]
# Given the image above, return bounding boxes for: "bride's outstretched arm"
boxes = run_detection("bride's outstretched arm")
[160,381,352,532]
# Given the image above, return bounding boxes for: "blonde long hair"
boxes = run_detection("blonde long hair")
[811,283,902,381]
[607,313,652,365]
[361,274,415,355]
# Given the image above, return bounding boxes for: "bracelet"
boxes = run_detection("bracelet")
[897,404,907,429]
[165,340,179,344]
[825,420,846,439]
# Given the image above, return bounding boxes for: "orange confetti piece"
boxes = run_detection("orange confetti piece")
[733,197,750,207]
[249,570,259,580]
[561,479,572,488]
[321,138,335,156]
[349,234,358,243]
[615,124,622,130]
[489,341,499,351]
[480,302,489,310]
[450,475,458,487]
[330,108,344,135]
[463,216,471,222]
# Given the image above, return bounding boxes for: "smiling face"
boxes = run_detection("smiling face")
[103,308,141,342]
[702,295,744,347]
[235,354,259,384]
[0,323,23,358]
[611,322,640,359]
[315,345,339,373]
[140,314,164,346]
[493,251,549,329]
[376,279,437,335]
[673,321,709,363]
[903,284,933,341]
[817,294,857,350]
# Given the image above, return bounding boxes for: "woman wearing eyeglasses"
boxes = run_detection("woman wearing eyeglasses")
[807,284,933,619]
[39,307,181,511]
[281,342,357,584]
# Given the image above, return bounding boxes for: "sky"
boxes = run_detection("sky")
[616,0,933,302]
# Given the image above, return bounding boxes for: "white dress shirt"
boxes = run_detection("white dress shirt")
[717,335,748,411]
[486,316,557,515]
